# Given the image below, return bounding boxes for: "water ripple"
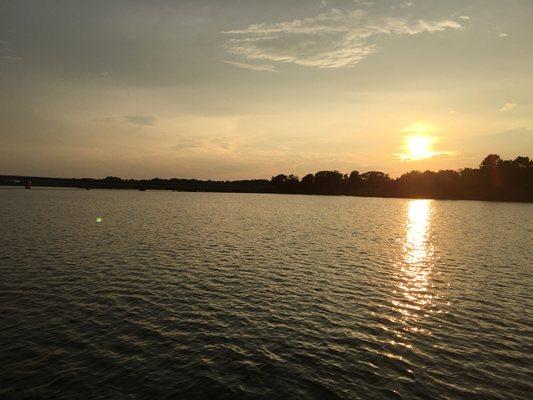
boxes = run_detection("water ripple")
[1,190,532,399]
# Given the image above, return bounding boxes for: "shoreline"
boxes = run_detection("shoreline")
[2,183,531,204]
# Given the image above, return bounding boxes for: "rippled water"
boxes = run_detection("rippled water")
[1,188,532,399]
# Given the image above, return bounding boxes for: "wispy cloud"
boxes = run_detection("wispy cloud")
[400,2,415,9]
[0,40,23,63]
[459,15,470,20]
[223,9,462,69]
[125,115,158,126]
[1,55,23,62]
[223,60,278,72]
[353,1,374,6]
[396,149,457,162]
[498,102,517,112]
[498,32,508,37]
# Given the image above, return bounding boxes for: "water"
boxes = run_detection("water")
[1,188,532,399]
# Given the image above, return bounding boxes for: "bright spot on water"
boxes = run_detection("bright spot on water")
[96,217,103,223]
[392,199,437,337]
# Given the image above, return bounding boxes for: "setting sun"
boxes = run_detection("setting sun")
[407,136,433,160]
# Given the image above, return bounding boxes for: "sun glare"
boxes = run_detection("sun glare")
[407,136,432,160]
[396,123,440,161]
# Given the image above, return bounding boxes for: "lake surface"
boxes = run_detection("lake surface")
[1,188,532,399]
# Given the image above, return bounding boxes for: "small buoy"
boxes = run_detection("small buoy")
[96,217,103,223]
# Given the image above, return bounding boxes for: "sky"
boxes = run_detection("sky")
[1,0,532,179]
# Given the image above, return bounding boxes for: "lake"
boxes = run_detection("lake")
[1,188,532,399]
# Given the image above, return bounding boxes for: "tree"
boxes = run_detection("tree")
[271,174,288,186]
[271,173,299,192]
[347,170,362,186]
[314,170,344,194]
[480,154,502,169]
[300,174,315,193]
[301,173,314,185]
[511,156,532,168]
[361,171,390,187]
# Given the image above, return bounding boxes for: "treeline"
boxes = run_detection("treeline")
[0,175,272,193]
[1,154,531,202]
[270,154,533,202]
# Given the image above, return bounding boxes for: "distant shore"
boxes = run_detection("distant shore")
[2,169,531,204]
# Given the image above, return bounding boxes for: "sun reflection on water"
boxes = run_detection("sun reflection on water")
[404,200,432,267]
[393,200,436,334]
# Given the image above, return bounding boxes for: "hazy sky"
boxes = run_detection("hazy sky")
[1,0,532,179]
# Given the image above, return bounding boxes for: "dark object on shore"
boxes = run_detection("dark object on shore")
[1,154,531,202]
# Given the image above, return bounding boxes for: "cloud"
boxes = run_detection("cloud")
[223,9,462,69]
[125,115,158,126]
[463,128,533,158]
[353,1,374,6]
[0,40,23,63]
[223,60,278,72]
[498,33,508,37]
[400,2,415,8]
[459,15,470,20]
[396,149,457,162]
[498,102,517,112]
[1,55,23,62]
[173,136,231,152]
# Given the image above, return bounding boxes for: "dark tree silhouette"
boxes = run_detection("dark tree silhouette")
[2,154,531,202]
[300,173,314,193]
[267,154,531,201]
[313,170,344,194]
[344,171,362,194]
[480,154,502,169]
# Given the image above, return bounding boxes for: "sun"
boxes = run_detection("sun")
[406,136,432,160]
[396,123,455,162]
[397,123,437,161]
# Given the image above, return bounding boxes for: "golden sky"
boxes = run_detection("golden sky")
[1,0,532,179]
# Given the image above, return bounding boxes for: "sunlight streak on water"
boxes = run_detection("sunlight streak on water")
[394,200,436,332]
[404,200,432,267]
